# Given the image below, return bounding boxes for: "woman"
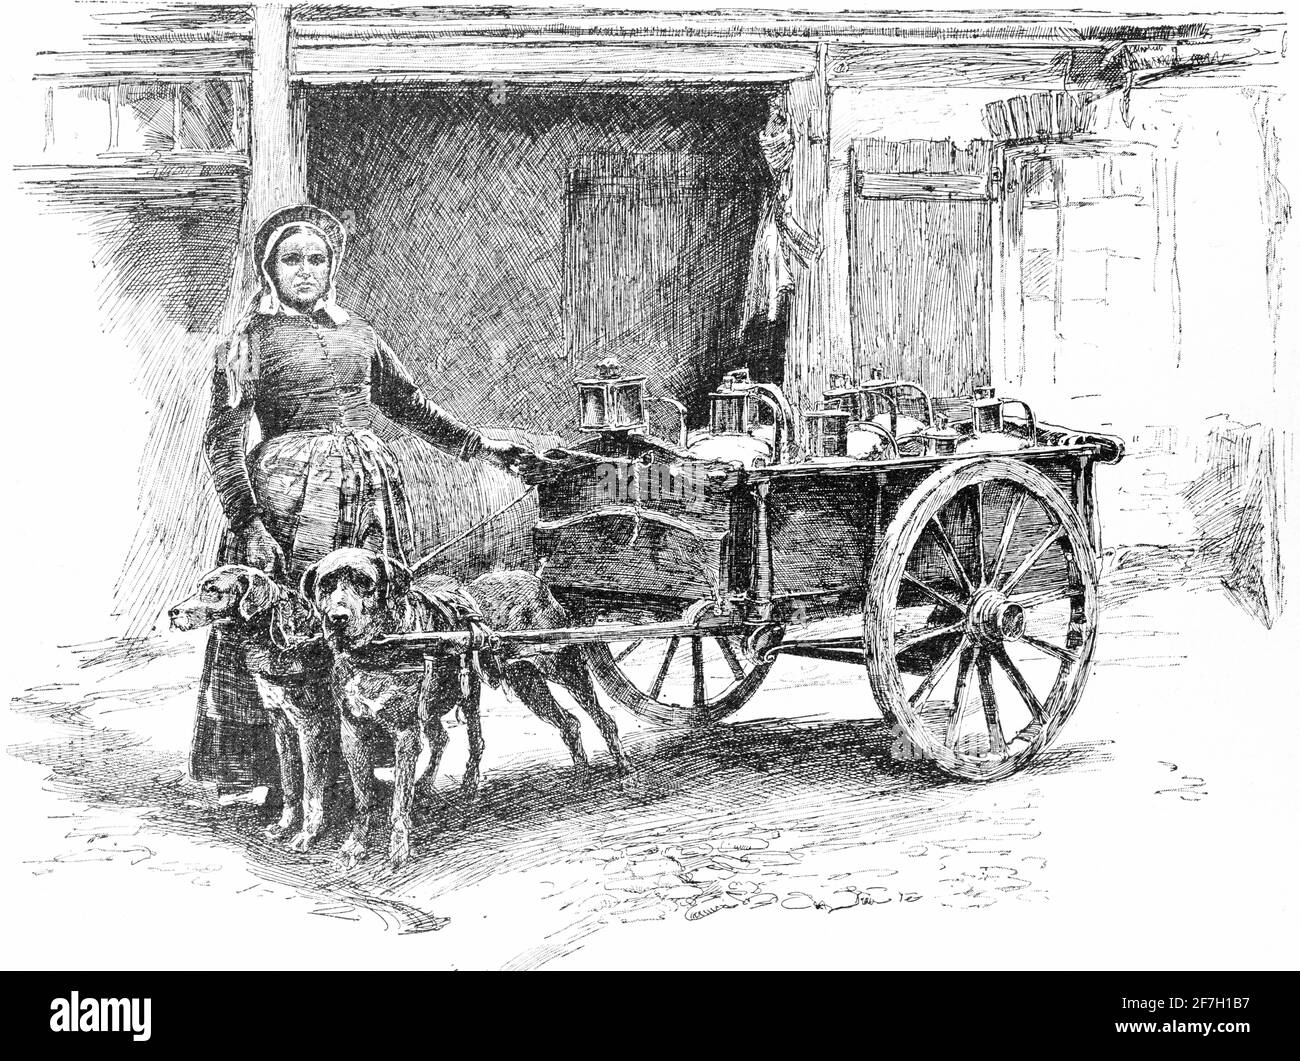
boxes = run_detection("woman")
[192,204,549,788]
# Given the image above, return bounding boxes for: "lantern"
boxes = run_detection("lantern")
[708,368,760,435]
[805,409,850,459]
[576,356,648,434]
[970,385,1004,435]
[822,374,863,419]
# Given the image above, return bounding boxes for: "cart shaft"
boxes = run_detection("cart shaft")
[366,613,744,656]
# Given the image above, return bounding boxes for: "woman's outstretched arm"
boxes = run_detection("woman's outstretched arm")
[371,332,561,482]
[370,333,488,458]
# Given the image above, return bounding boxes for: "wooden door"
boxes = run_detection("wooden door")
[564,152,754,422]
[848,139,993,397]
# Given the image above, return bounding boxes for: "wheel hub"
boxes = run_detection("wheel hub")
[968,590,1025,643]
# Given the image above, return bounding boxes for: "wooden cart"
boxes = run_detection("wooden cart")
[376,374,1124,783]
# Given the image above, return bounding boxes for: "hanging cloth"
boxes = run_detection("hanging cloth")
[740,111,820,331]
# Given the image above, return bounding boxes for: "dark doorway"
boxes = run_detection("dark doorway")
[307,84,772,439]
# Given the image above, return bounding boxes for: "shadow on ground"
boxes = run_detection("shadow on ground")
[10,677,1111,947]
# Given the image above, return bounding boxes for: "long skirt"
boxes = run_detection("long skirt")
[189,430,416,787]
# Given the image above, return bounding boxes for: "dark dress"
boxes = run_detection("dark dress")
[191,308,485,786]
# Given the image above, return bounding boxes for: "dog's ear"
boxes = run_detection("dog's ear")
[377,554,412,603]
[237,569,277,621]
[299,561,322,606]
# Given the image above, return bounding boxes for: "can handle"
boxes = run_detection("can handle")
[1000,398,1037,443]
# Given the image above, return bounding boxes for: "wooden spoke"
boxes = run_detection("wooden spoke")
[946,643,976,748]
[691,638,706,710]
[928,518,975,598]
[902,572,966,613]
[716,636,747,683]
[648,636,679,699]
[1010,588,1068,610]
[614,639,644,663]
[975,650,1007,757]
[896,620,966,655]
[989,490,1027,583]
[972,482,986,587]
[909,635,968,707]
[1021,633,1078,664]
[989,644,1046,723]
[1000,525,1066,595]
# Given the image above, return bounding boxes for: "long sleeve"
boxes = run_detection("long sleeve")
[203,340,260,531]
[371,333,484,460]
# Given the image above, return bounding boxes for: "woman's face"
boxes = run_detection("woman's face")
[270,230,331,311]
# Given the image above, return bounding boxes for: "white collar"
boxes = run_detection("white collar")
[255,289,350,326]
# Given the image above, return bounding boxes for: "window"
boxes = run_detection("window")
[32,81,247,163]
[1001,141,1162,397]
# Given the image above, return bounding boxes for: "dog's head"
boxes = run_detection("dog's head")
[300,548,411,649]
[169,565,281,632]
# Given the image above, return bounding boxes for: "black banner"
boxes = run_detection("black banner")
[1,971,1291,1049]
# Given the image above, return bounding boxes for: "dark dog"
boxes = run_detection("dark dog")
[169,565,336,851]
[302,548,486,868]
[303,548,632,868]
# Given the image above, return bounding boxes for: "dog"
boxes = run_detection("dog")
[303,548,631,868]
[465,568,633,781]
[169,565,337,851]
[302,548,486,869]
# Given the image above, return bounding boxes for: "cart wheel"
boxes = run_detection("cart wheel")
[586,628,776,727]
[865,458,1099,781]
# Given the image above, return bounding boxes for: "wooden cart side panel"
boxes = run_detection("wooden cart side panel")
[763,452,1090,610]
[536,455,742,610]
[536,518,726,608]
[766,474,875,600]
[537,447,1097,622]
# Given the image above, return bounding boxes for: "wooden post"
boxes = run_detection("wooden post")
[783,45,848,448]
[220,3,306,333]
[250,4,306,219]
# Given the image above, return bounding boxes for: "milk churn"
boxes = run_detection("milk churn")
[956,386,1037,454]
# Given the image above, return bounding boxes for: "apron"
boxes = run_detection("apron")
[189,429,417,787]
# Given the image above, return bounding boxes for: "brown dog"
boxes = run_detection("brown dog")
[303,548,632,868]
[170,565,336,851]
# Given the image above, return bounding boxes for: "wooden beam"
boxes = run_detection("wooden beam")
[89,7,1286,48]
[854,173,991,201]
[249,4,303,223]
[782,44,845,446]
[33,48,251,81]
[291,41,818,83]
[851,139,994,201]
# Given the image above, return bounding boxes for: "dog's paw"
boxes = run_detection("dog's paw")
[388,826,412,869]
[287,830,317,853]
[617,768,646,795]
[459,774,481,803]
[264,817,297,841]
[336,836,368,869]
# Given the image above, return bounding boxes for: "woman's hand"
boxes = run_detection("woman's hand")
[480,439,562,485]
[239,518,286,576]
